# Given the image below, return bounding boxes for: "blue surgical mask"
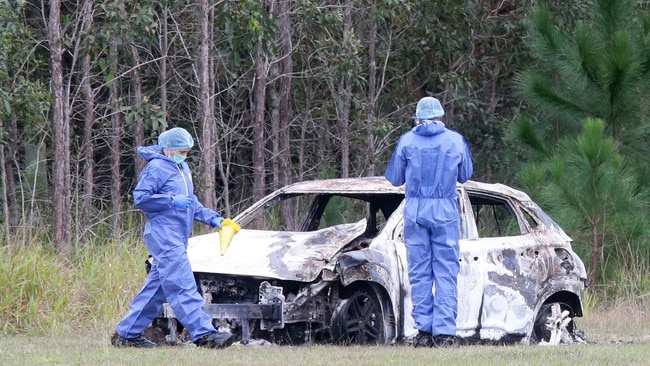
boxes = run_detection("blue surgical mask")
[171,154,186,164]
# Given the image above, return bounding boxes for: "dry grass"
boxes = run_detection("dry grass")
[579,297,650,345]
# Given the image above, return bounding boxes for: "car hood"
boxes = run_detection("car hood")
[187,219,367,282]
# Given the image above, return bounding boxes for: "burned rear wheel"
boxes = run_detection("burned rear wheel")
[330,289,384,345]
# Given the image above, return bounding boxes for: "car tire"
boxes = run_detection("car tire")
[330,288,385,345]
[531,301,580,345]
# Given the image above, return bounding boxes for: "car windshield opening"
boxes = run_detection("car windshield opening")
[243,193,402,234]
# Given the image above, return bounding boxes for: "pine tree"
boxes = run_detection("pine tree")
[515,0,650,287]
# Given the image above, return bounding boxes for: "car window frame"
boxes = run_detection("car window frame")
[464,189,534,238]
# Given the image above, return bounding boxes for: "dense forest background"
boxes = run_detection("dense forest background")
[1,0,649,294]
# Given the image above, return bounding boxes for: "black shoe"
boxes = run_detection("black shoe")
[111,332,157,348]
[194,331,236,349]
[433,334,459,348]
[412,331,434,348]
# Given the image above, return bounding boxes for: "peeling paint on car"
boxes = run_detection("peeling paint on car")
[152,177,587,347]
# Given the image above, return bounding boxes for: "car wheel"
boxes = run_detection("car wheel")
[531,302,578,346]
[330,289,384,345]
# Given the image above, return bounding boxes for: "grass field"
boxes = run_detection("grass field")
[1,302,649,366]
[1,338,650,366]
[3,230,649,365]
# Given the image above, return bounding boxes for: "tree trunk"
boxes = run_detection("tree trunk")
[252,35,268,206]
[114,3,146,179]
[298,89,312,182]
[160,5,169,135]
[365,0,377,176]
[212,58,229,216]
[270,66,280,189]
[131,45,145,176]
[109,39,122,239]
[197,0,216,212]
[590,221,600,286]
[0,118,9,244]
[337,1,353,178]
[7,118,19,229]
[48,0,71,253]
[80,0,95,242]
[277,0,293,224]
[337,94,351,176]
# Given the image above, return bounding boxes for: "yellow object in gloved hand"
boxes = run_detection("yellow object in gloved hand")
[218,218,241,255]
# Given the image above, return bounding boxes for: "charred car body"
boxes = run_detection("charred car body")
[150,177,588,346]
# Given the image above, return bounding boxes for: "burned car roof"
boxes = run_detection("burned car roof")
[277,176,403,192]
[270,176,532,202]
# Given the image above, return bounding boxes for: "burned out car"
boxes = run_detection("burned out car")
[151,177,588,346]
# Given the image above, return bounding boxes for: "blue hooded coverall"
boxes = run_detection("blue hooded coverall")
[115,145,222,342]
[385,118,473,337]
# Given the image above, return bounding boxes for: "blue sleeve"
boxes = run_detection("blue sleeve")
[191,197,222,225]
[385,136,407,187]
[457,139,473,183]
[133,164,173,212]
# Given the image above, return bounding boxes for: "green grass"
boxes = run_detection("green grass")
[0,336,649,366]
[0,237,149,335]
[1,301,648,366]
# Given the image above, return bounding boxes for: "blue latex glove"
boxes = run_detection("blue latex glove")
[172,195,194,209]
[210,217,224,229]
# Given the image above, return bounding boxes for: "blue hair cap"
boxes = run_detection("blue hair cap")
[415,97,445,119]
[158,127,195,150]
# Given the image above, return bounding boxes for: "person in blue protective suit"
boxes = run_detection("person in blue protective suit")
[385,97,473,348]
[111,127,235,349]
